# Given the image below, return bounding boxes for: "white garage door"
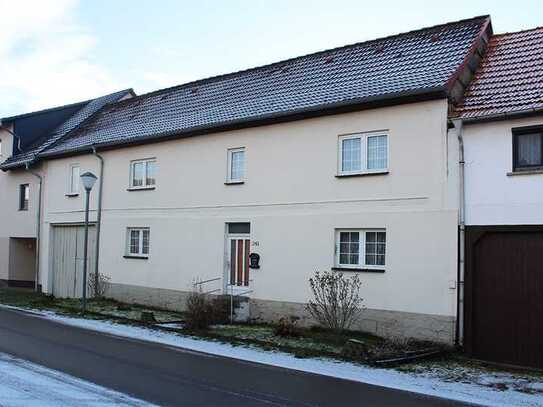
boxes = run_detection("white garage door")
[51,225,96,298]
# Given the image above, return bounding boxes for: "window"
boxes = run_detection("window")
[126,228,150,257]
[19,184,29,211]
[335,229,386,269]
[227,147,245,183]
[130,159,156,188]
[68,164,80,195]
[0,139,2,156]
[513,127,543,171]
[338,133,388,175]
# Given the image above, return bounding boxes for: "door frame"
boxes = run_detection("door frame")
[224,228,251,295]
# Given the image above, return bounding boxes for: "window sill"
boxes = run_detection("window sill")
[123,255,149,260]
[507,169,543,176]
[18,209,29,212]
[127,186,156,191]
[225,181,245,185]
[331,267,385,273]
[335,171,389,178]
[65,192,79,197]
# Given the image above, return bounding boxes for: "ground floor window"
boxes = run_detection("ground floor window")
[126,227,150,257]
[335,229,386,269]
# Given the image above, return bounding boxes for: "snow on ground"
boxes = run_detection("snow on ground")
[7,305,543,407]
[0,351,152,407]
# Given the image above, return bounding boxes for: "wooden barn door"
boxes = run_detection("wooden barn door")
[466,229,543,369]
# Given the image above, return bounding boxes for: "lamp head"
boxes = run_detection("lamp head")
[80,172,98,191]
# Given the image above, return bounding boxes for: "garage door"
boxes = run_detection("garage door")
[465,228,543,369]
[51,225,96,299]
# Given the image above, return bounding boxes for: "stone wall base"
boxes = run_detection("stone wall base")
[107,283,190,312]
[106,283,455,344]
[250,298,456,344]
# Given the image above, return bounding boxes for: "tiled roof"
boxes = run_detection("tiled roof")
[454,27,543,120]
[42,16,490,157]
[0,89,134,170]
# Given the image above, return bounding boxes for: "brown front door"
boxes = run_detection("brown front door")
[466,229,543,369]
[228,236,250,287]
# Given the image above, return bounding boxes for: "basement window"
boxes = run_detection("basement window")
[513,127,543,172]
[333,229,386,271]
[125,227,150,258]
[337,132,388,176]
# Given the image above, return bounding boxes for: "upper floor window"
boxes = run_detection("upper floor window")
[19,184,29,211]
[227,147,245,183]
[513,127,543,172]
[126,227,150,258]
[334,229,386,270]
[338,132,388,176]
[67,164,80,195]
[130,159,156,189]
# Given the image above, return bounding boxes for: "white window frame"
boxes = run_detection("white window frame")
[126,227,150,258]
[337,131,389,176]
[129,158,156,189]
[67,164,80,196]
[334,229,386,270]
[226,147,245,183]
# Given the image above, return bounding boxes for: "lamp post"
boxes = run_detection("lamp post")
[80,172,97,313]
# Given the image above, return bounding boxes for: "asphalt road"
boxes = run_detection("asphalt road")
[0,307,467,407]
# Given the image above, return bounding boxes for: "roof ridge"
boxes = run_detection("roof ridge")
[1,88,133,123]
[119,15,489,105]
[492,26,543,38]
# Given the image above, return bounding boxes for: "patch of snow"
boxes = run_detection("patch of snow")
[7,306,543,407]
[0,352,153,406]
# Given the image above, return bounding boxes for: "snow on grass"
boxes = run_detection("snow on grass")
[7,305,543,407]
[0,352,153,406]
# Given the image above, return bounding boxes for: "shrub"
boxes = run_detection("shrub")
[185,289,214,330]
[306,270,363,331]
[88,272,111,298]
[274,316,301,337]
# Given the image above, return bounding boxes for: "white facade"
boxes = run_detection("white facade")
[27,99,461,342]
[463,116,543,226]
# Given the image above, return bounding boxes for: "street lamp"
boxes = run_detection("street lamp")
[80,171,97,313]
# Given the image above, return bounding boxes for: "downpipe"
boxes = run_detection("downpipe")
[452,118,465,346]
[92,147,104,296]
[25,163,43,293]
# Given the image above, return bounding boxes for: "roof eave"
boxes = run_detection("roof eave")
[40,87,448,160]
[453,106,543,124]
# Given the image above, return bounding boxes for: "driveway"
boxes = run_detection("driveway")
[0,307,466,406]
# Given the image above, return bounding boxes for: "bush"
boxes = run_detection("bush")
[185,289,214,330]
[274,316,301,337]
[88,272,111,298]
[306,270,363,331]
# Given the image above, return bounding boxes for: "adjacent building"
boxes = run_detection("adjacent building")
[452,27,543,368]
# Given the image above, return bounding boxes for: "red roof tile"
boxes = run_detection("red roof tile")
[454,28,543,120]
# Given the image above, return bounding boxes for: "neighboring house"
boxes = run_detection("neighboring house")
[451,28,543,368]
[0,90,135,288]
[0,16,494,344]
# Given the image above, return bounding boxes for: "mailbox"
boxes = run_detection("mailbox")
[249,253,260,269]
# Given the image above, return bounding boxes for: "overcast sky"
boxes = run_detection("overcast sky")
[0,0,541,117]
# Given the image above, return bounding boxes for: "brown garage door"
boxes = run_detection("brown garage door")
[465,228,543,369]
